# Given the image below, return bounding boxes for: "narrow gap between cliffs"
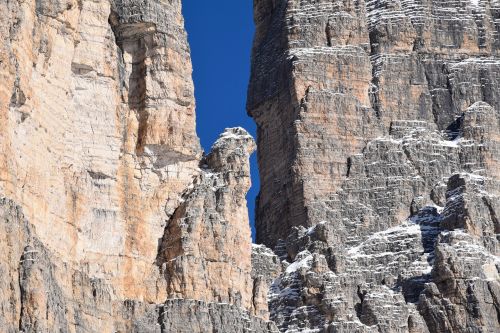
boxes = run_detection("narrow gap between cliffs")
[182,2,259,241]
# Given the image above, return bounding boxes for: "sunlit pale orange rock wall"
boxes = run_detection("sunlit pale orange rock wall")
[0,1,276,332]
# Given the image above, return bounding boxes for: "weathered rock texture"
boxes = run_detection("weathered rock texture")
[3,0,500,332]
[0,0,276,332]
[249,0,500,332]
[157,128,256,309]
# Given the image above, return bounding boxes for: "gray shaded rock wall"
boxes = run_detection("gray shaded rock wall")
[249,0,500,332]
[161,299,279,333]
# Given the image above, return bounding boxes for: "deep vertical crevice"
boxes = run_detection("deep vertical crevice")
[368,28,382,120]
[157,304,166,333]
[325,21,332,47]
[346,157,352,177]
[17,252,25,332]
[108,10,155,154]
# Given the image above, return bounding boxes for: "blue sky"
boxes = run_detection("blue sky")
[182,1,258,239]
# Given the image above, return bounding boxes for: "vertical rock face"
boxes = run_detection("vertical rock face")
[0,1,276,332]
[2,0,500,332]
[249,0,500,332]
[157,128,256,310]
[249,0,382,247]
[1,0,201,303]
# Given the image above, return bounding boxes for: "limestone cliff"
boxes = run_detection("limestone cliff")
[2,0,500,332]
[248,0,500,332]
[0,0,276,332]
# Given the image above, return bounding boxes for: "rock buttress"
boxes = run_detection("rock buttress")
[156,128,257,311]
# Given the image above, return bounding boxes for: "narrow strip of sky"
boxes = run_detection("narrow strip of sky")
[182,1,259,239]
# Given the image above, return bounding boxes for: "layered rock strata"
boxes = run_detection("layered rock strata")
[0,0,275,332]
[2,0,500,332]
[249,0,500,332]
